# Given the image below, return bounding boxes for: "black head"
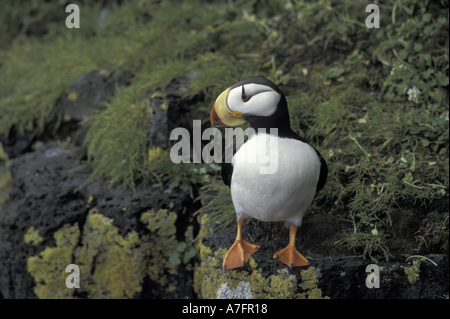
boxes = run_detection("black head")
[210,76,290,131]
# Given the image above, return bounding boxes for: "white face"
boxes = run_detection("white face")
[226,83,281,118]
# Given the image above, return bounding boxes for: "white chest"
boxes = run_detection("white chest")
[230,133,321,225]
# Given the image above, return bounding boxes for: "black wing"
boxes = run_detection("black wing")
[315,151,328,193]
[221,162,233,187]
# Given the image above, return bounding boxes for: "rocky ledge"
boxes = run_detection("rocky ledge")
[1,139,448,299]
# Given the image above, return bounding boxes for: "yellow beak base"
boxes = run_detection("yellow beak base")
[210,88,246,127]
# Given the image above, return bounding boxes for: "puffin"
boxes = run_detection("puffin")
[209,76,327,270]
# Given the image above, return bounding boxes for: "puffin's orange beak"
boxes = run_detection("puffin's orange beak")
[210,88,245,127]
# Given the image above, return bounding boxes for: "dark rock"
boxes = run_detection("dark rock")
[200,218,449,299]
[313,254,448,299]
[0,142,197,299]
[61,69,130,121]
[0,129,35,159]
[144,76,204,149]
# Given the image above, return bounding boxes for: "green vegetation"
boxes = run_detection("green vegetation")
[198,175,237,230]
[0,0,448,262]
[170,226,197,266]
[0,144,11,209]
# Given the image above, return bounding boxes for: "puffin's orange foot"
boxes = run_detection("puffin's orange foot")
[273,245,309,269]
[223,240,260,270]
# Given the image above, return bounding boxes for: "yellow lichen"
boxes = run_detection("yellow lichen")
[308,287,327,299]
[403,261,421,284]
[27,207,180,299]
[27,223,80,299]
[159,101,169,110]
[196,239,327,299]
[299,267,321,290]
[74,208,147,298]
[196,210,330,300]
[140,208,178,284]
[150,92,167,99]
[24,226,44,245]
[67,91,77,101]
[268,268,301,299]
[148,147,165,163]
[299,267,329,299]
[98,69,112,77]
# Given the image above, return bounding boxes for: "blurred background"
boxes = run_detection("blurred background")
[0,0,448,299]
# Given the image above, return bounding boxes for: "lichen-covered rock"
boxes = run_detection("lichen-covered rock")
[23,226,44,246]
[196,241,329,299]
[27,223,80,299]
[140,208,178,290]
[217,281,254,299]
[73,209,147,298]
[195,214,329,299]
[0,142,197,299]
[24,206,186,299]
[196,212,448,299]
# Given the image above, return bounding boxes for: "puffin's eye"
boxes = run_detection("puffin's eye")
[241,86,250,102]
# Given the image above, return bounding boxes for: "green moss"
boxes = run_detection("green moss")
[284,2,448,261]
[416,210,449,253]
[79,0,270,189]
[0,37,110,137]
[197,177,236,231]
[170,226,196,266]
[84,86,152,189]
[83,61,202,189]
[330,85,370,108]
[335,231,391,263]
[0,143,12,209]
[148,153,209,194]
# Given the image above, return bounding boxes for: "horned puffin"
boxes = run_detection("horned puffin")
[210,76,327,270]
